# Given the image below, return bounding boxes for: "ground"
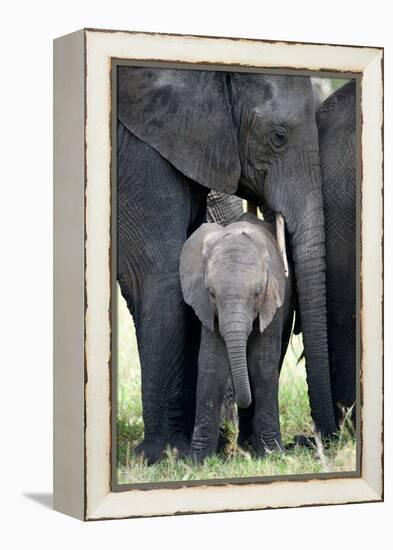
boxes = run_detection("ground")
[116,286,356,485]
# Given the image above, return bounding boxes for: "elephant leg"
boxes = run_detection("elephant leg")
[328,314,356,427]
[205,190,243,449]
[117,122,207,463]
[324,194,356,427]
[247,320,284,457]
[324,212,356,428]
[237,400,255,450]
[128,274,195,462]
[191,326,230,463]
[216,377,238,454]
[220,377,237,426]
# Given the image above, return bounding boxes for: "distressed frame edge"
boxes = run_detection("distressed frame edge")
[87,479,381,521]
[78,30,383,520]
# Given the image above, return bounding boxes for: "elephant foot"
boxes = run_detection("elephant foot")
[291,435,316,449]
[134,434,190,465]
[189,449,209,465]
[291,433,338,450]
[251,434,284,458]
[134,438,166,465]
[189,442,216,464]
[169,434,190,459]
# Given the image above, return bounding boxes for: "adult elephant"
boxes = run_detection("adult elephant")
[117,67,336,463]
[317,79,356,425]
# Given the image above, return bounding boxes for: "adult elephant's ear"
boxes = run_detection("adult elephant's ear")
[118,67,241,194]
[180,223,224,331]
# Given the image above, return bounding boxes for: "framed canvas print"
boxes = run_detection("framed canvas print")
[53,29,383,520]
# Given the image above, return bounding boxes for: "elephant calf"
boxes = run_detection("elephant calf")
[180,213,294,462]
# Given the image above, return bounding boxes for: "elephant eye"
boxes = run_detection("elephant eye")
[269,127,288,151]
[254,290,261,299]
[208,288,216,300]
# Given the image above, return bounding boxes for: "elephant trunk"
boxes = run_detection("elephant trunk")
[223,329,251,409]
[290,193,337,436]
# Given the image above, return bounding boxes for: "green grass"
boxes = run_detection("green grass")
[116,285,356,485]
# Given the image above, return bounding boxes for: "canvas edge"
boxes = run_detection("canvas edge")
[53,29,86,520]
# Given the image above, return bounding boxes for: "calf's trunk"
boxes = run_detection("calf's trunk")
[224,330,251,409]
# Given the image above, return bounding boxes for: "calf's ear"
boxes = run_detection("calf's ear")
[179,223,224,331]
[259,272,285,333]
[242,225,286,333]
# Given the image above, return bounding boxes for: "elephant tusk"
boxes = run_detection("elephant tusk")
[276,213,289,278]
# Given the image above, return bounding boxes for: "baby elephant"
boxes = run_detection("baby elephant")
[180,213,293,462]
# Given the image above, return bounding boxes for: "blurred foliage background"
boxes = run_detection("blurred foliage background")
[312,77,349,101]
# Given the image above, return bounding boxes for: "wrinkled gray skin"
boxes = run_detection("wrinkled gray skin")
[117,67,336,463]
[180,213,294,462]
[206,191,244,429]
[206,192,245,431]
[317,80,356,425]
[206,190,244,226]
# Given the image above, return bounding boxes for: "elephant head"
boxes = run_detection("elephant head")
[179,219,285,409]
[118,67,336,435]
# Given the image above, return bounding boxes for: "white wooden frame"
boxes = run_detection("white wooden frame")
[53,29,383,520]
